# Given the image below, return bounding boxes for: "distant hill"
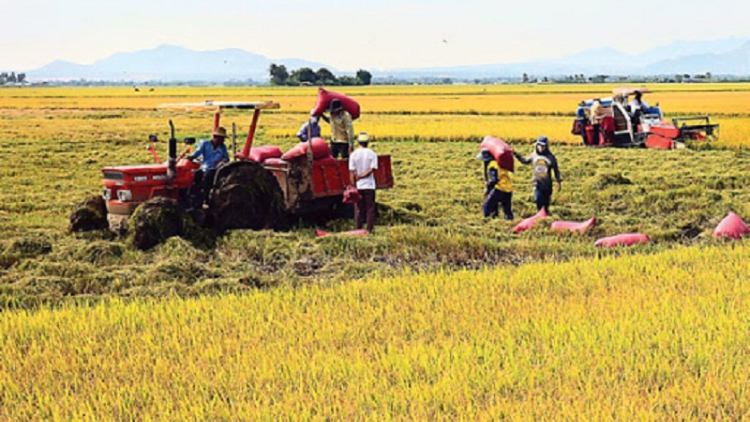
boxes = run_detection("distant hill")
[28,45,334,82]
[27,38,750,83]
[380,37,750,79]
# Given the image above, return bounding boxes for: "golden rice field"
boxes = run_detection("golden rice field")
[1,83,750,146]
[1,244,749,420]
[0,83,749,420]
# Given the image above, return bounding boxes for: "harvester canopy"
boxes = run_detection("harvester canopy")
[611,87,651,97]
[157,101,281,112]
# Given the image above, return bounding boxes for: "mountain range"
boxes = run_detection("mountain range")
[27,38,750,83]
[28,45,332,82]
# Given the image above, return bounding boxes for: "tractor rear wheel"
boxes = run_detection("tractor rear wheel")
[208,161,286,233]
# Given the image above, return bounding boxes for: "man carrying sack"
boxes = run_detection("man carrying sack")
[348,132,378,232]
[320,99,355,159]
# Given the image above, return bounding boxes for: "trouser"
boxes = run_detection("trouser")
[534,187,552,212]
[191,168,217,208]
[483,190,513,220]
[331,142,350,159]
[591,124,601,146]
[355,189,376,232]
[579,121,589,145]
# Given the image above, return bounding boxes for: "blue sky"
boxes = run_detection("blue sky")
[3,0,749,71]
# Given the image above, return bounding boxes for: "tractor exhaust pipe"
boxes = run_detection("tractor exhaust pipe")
[167,120,177,179]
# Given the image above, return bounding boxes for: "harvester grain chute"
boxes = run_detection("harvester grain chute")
[575,87,719,149]
[74,93,393,244]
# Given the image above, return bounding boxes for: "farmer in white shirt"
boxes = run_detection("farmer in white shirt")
[348,132,379,232]
[629,91,651,125]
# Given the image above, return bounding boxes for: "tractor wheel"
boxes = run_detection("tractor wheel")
[208,161,286,234]
[69,195,108,232]
[127,197,187,251]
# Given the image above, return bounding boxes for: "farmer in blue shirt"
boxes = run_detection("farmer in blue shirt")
[296,111,322,142]
[188,126,230,208]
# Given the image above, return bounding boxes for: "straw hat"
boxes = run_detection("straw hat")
[357,132,370,143]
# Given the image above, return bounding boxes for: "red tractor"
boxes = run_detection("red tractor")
[575,87,719,149]
[99,99,393,234]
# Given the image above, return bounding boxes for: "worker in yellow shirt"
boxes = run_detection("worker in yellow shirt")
[320,99,355,159]
[477,148,513,220]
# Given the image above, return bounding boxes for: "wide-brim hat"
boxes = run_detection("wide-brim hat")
[213,127,228,138]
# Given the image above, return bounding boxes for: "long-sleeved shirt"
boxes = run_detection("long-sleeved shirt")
[629,98,650,112]
[514,150,561,192]
[296,118,321,142]
[189,139,229,171]
[484,160,512,194]
[329,111,354,146]
[590,101,607,123]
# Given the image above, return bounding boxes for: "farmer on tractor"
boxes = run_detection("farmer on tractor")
[187,126,230,208]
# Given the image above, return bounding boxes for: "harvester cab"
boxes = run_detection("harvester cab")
[575,87,719,149]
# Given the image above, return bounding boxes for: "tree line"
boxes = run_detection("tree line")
[521,72,716,84]
[269,64,372,86]
[1,72,27,85]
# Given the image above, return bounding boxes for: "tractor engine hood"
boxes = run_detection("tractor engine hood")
[101,161,198,210]
[103,163,173,184]
[102,161,198,185]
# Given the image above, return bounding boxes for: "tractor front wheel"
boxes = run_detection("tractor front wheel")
[127,197,188,251]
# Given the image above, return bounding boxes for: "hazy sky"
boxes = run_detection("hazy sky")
[3,0,749,71]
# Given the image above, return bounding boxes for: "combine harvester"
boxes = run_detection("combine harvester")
[76,90,393,238]
[575,87,719,149]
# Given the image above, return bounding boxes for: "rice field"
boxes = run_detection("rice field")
[1,84,748,147]
[1,244,749,420]
[0,83,749,420]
